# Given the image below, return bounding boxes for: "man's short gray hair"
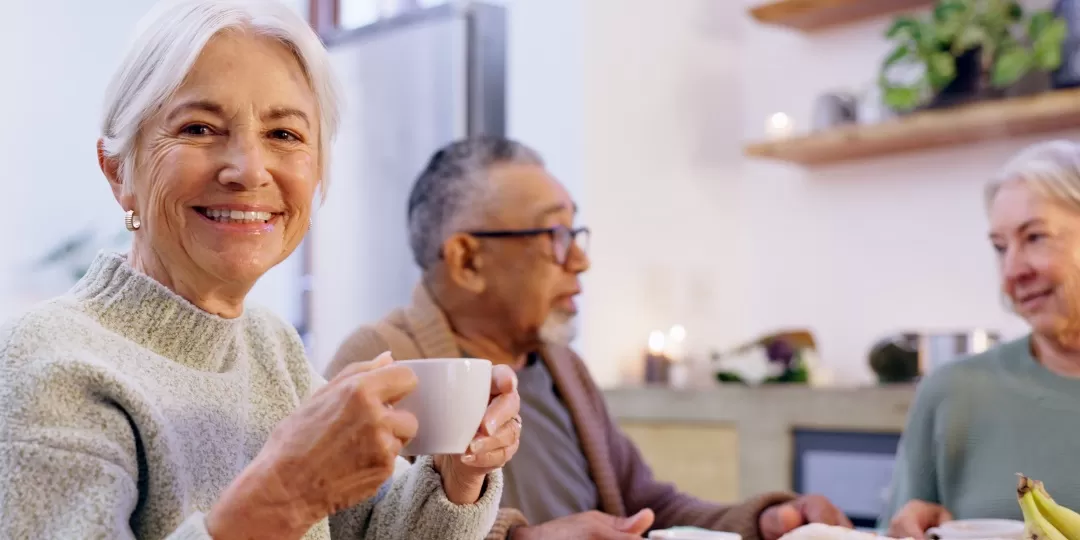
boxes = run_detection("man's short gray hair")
[100,0,341,199]
[986,140,1080,212]
[407,136,544,269]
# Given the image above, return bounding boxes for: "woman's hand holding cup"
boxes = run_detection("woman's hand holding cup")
[434,364,522,504]
[206,352,418,539]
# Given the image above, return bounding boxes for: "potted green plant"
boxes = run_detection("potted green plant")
[879,0,1066,112]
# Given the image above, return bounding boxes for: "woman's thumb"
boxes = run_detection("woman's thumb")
[372,350,395,365]
[331,351,396,382]
[616,509,655,535]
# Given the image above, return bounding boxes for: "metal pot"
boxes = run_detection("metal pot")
[869,330,1001,383]
[917,330,1000,373]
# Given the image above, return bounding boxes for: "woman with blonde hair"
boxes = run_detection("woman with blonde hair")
[0,0,521,538]
[883,139,1080,539]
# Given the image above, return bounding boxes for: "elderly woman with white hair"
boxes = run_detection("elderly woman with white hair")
[881,139,1080,539]
[0,0,521,538]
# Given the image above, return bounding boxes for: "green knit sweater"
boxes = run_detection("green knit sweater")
[880,335,1080,527]
[0,251,501,539]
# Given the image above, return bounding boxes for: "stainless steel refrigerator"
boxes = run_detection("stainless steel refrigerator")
[305,2,507,366]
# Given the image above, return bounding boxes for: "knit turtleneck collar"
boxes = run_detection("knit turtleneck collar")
[69,251,244,371]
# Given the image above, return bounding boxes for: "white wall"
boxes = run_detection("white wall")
[572,0,754,387]
[1,0,155,323]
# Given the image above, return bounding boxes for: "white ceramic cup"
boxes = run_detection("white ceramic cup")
[648,530,741,540]
[926,519,1026,540]
[394,358,492,456]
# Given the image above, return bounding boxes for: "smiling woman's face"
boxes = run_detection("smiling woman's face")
[117,29,319,297]
[989,181,1080,339]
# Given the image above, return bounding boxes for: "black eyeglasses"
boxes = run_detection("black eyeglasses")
[467,225,590,265]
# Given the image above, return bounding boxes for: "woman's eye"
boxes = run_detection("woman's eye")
[269,129,300,142]
[1026,232,1046,243]
[181,124,213,136]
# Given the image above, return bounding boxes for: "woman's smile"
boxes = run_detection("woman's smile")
[191,205,284,234]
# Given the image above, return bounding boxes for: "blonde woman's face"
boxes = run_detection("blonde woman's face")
[989,182,1080,340]
[127,30,320,288]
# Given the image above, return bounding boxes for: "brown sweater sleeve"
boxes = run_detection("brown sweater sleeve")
[323,326,397,379]
[484,508,529,540]
[578,365,796,539]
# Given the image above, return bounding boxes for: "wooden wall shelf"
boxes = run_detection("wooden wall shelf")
[749,0,933,32]
[743,88,1080,166]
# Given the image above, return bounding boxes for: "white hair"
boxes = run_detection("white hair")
[539,311,578,347]
[100,0,341,199]
[986,140,1080,211]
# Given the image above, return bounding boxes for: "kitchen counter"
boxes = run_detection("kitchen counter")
[602,385,917,502]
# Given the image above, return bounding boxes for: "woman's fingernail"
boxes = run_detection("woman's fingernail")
[487,421,497,434]
[470,440,483,453]
[461,454,475,463]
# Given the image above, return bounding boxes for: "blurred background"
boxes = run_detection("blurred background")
[4,0,1078,528]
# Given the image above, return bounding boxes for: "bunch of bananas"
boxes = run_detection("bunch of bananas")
[1016,474,1080,540]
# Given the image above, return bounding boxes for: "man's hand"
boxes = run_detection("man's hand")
[511,509,655,540]
[759,494,852,540]
[887,500,953,540]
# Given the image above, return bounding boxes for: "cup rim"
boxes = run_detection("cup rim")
[938,518,1024,528]
[648,531,742,540]
[396,357,492,366]
[928,518,1025,538]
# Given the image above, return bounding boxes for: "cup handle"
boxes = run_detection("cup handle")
[926,527,943,540]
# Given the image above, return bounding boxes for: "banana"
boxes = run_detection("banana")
[1031,477,1080,540]
[1017,474,1070,540]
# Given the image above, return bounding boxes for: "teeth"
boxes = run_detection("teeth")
[201,208,273,223]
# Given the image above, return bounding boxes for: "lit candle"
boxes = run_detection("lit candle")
[665,324,686,362]
[644,330,670,385]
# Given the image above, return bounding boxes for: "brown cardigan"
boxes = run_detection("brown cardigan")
[325,285,795,540]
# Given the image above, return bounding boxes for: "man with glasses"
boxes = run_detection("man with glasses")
[325,137,849,540]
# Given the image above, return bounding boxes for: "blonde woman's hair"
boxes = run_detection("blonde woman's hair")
[99,0,342,200]
[986,140,1080,211]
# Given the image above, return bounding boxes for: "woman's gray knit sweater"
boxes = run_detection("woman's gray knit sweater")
[0,251,501,539]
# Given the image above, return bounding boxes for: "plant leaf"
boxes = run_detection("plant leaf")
[886,16,921,40]
[1006,1,1024,23]
[934,0,968,43]
[882,44,912,68]
[1036,17,1068,47]
[927,51,957,89]
[1029,10,1054,38]
[1031,16,1067,70]
[933,0,967,22]
[954,25,988,52]
[992,46,1033,87]
[883,86,922,111]
[1034,45,1063,71]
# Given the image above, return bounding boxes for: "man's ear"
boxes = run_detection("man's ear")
[442,233,486,294]
[97,138,133,209]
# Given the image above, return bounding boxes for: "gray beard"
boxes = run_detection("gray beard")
[539,310,578,347]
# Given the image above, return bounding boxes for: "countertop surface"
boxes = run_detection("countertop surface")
[601,384,918,497]
[602,384,917,431]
